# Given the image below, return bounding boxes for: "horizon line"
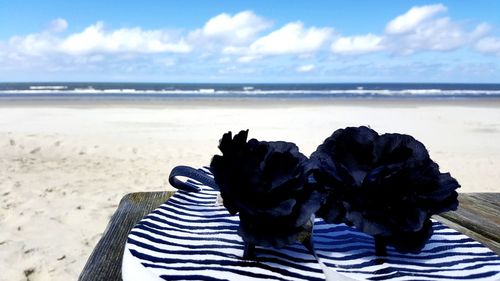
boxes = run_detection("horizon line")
[1,81,500,85]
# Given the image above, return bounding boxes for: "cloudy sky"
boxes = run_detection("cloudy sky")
[1,1,499,82]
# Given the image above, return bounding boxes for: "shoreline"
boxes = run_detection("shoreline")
[2,97,500,108]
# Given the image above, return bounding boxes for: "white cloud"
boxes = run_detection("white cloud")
[296,64,315,72]
[222,46,248,54]
[49,18,68,33]
[59,22,191,55]
[471,23,492,39]
[331,34,384,55]
[385,4,446,34]
[2,19,192,59]
[475,37,500,55]
[249,22,333,55]
[387,18,490,54]
[330,4,491,56]
[0,8,497,80]
[384,4,490,54]
[200,11,270,44]
[186,11,271,55]
[238,55,261,63]
[8,33,58,56]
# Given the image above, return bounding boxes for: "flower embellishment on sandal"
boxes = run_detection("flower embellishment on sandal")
[310,126,460,255]
[210,130,323,258]
[210,127,460,260]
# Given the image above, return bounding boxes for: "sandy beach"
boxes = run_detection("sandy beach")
[1,98,500,280]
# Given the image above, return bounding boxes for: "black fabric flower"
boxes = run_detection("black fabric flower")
[311,126,460,253]
[210,130,323,248]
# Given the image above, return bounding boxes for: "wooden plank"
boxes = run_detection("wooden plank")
[434,193,500,255]
[80,192,500,280]
[78,191,174,281]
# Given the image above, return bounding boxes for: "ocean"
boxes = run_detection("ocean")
[1,82,500,100]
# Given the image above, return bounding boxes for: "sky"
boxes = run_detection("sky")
[0,1,500,83]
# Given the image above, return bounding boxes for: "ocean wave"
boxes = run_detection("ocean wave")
[29,85,68,90]
[2,88,500,96]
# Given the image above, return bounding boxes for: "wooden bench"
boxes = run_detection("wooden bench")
[78,192,500,281]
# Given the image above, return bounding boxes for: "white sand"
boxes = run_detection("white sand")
[1,99,499,280]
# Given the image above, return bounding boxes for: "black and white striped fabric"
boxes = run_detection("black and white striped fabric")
[122,167,500,281]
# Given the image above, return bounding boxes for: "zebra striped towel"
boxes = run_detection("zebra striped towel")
[123,167,500,281]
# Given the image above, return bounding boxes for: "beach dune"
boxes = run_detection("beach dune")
[1,99,499,280]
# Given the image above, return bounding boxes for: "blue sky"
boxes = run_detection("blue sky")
[1,1,499,82]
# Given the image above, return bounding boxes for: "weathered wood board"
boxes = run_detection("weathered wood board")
[79,192,500,281]
[78,191,174,281]
[433,193,500,255]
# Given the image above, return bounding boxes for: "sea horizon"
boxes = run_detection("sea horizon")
[2,82,500,100]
